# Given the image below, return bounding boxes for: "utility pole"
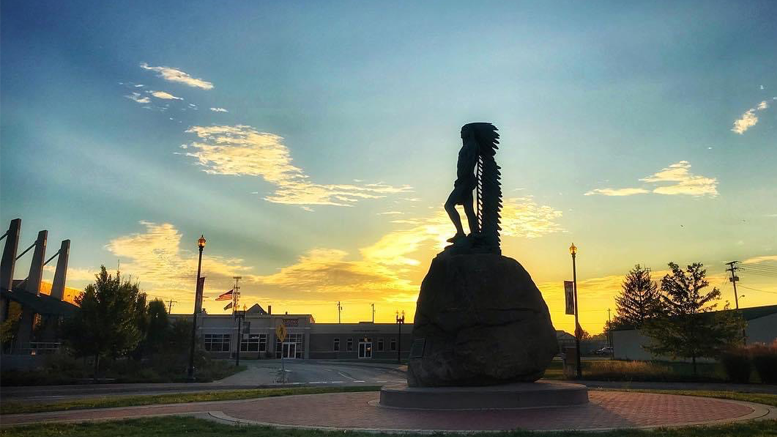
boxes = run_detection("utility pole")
[371,303,375,323]
[167,299,178,314]
[726,261,746,345]
[235,308,245,367]
[337,301,343,324]
[607,308,612,349]
[232,276,242,315]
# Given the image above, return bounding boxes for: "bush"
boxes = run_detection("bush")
[751,341,777,384]
[720,347,751,383]
[580,360,673,381]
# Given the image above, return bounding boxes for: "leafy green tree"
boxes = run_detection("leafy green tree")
[144,299,170,355]
[643,262,745,375]
[613,264,663,328]
[64,266,144,376]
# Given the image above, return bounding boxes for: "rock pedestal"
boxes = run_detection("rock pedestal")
[407,251,558,387]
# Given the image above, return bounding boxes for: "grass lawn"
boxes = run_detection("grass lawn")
[2,416,776,437]
[0,386,380,415]
[1,388,775,436]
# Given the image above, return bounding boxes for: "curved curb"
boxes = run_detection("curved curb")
[203,393,777,434]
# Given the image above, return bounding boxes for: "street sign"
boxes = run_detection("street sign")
[276,324,287,342]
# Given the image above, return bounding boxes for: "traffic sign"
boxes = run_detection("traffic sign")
[276,324,287,342]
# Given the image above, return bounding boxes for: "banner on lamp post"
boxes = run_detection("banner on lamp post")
[195,277,205,313]
[564,281,575,315]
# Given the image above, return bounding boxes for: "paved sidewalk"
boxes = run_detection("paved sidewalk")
[2,391,775,432]
[579,380,777,394]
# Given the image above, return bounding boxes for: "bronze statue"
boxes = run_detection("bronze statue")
[444,122,502,252]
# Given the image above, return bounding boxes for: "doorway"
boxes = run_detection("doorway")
[282,341,296,359]
[358,338,372,359]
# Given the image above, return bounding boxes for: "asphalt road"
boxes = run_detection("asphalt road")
[0,360,406,402]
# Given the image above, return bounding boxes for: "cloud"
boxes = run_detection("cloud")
[43,265,98,282]
[125,92,151,104]
[732,100,770,134]
[377,211,404,216]
[106,192,561,313]
[139,63,214,90]
[732,109,759,134]
[584,188,649,197]
[587,161,717,198]
[150,90,183,100]
[105,221,253,299]
[209,107,228,113]
[361,197,564,266]
[742,255,777,265]
[639,161,718,197]
[182,125,412,207]
[256,249,415,297]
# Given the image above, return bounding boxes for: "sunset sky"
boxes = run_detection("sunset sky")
[2,1,776,334]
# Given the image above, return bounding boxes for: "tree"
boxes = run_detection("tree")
[643,262,745,375]
[144,299,169,355]
[613,264,663,328]
[64,266,144,376]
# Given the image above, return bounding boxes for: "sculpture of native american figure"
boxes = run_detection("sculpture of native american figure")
[444,122,502,252]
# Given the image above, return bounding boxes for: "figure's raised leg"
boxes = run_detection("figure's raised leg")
[463,193,478,235]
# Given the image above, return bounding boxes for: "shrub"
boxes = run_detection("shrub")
[751,341,777,384]
[581,360,673,381]
[720,347,751,383]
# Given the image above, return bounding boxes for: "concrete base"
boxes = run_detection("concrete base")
[379,380,589,410]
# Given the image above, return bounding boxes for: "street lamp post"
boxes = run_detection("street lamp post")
[396,310,405,364]
[187,235,206,381]
[570,243,582,379]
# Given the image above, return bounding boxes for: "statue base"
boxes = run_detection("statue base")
[408,250,558,387]
[379,381,589,410]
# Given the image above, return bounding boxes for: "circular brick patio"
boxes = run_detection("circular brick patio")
[210,390,775,432]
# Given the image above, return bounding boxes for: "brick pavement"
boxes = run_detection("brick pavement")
[2,391,774,432]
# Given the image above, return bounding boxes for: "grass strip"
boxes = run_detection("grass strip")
[1,414,776,437]
[0,385,380,415]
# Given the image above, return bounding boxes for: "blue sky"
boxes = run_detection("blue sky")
[2,1,776,331]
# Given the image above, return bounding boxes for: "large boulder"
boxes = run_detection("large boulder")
[407,251,558,387]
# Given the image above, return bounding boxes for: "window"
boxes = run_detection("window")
[204,334,231,352]
[333,338,340,351]
[390,338,397,351]
[347,338,353,351]
[241,334,267,352]
[377,338,384,351]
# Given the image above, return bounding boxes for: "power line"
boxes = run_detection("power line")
[738,285,777,295]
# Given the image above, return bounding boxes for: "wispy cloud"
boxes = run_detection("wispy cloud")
[109,194,562,312]
[43,265,98,282]
[150,90,183,100]
[732,100,770,134]
[181,124,412,207]
[640,161,718,197]
[125,92,150,104]
[584,188,649,197]
[139,63,214,90]
[742,255,777,265]
[209,107,228,113]
[586,161,717,198]
[257,248,416,297]
[361,197,563,266]
[106,221,252,300]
